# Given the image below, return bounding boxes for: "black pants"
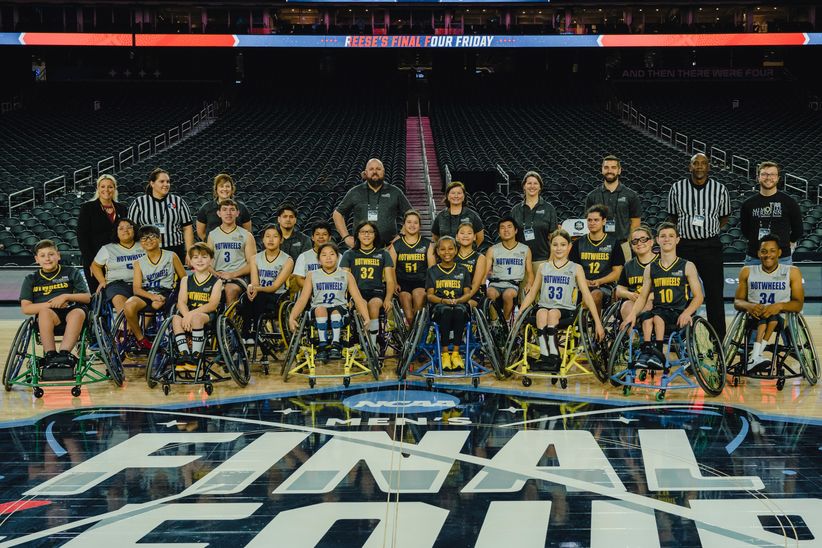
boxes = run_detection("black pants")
[432,303,469,347]
[164,244,187,265]
[677,237,726,340]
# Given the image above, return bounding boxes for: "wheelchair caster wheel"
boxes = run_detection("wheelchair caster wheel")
[551,378,558,386]
[262,365,270,376]
[732,376,739,387]
[656,390,666,401]
[309,378,316,388]
[205,383,213,395]
[162,384,170,396]
[560,378,568,389]
[472,377,480,388]
[638,370,647,381]
[343,377,351,388]
[521,377,532,387]
[33,387,44,399]
[71,386,81,397]
[623,385,631,396]
[776,378,785,391]
[426,378,434,389]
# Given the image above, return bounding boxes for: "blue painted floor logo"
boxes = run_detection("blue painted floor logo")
[0,387,819,547]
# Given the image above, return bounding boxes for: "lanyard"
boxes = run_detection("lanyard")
[366,185,382,211]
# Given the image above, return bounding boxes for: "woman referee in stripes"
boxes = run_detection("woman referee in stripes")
[128,168,195,263]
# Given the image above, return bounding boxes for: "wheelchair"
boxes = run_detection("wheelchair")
[376,297,408,363]
[481,296,512,356]
[607,314,726,400]
[248,292,294,375]
[281,306,381,388]
[723,311,819,390]
[502,304,607,389]
[145,296,250,395]
[3,293,124,398]
[397,305,503,388]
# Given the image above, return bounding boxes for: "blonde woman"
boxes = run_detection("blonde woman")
[195,173,253,240]
[77,174,127,293]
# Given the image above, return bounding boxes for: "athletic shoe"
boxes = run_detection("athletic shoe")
[175,352,197,372]
[136,337,153,352]
[243,338,255,346]
[531,355,552,372]
[441,352,452,370]
[328,343,343,360]
[546,354,561,373]
[315,346,328,364]
[450,352,464,371]
[747,357,771,374]
[646,348,666,370]
[41,350,58,368]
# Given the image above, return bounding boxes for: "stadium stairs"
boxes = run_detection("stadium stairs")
[405,116,443,233]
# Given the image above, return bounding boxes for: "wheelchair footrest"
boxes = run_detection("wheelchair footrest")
[40,365,77,381]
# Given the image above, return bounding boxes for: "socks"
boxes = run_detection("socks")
[749,341,764,364]
[316,319,329,346]
[191,329,205,354]
[538,334,549,357]
[369,319,379,347]
[330,312,342,343]
[545,326,558,355]
[174,334,189,354]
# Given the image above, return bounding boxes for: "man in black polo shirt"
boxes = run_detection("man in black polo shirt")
[333,158,412,248]
[740,161,803,265]
[584,155,642,255]
[276,203,313,261]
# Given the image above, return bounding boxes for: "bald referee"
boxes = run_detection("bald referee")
[666,153,730,339]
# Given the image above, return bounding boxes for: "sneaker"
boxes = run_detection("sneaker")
[546,354,561,373]
[450,352,464,371]
[175,352,197,372]
[315,346,328,364]
[55,350,76,368]
[646,349,666,370]
[531,355,551,372]
[441,352,452,370]
[328,343,343,360]
[747,357,770,374]
[136,338,153,352]
[41,350,58,368]
[243,337,255,346]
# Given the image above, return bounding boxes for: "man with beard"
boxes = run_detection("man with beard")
[334,158,412,248]
[276,203,313,261]
[584,155,642,257]
[666,152,731,339]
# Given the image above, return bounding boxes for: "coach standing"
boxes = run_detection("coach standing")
[666,153,730,339]
[334,158,412,247]
[584,155,642,255]
[128,168,194,263]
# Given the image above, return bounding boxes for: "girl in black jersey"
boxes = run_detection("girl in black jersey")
[388,210,435,326]
[615,225,658,321]
[341,221,396,348]
[455,222,487,307]
[426,236,472,370]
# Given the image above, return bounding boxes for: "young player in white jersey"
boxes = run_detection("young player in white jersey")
[91,218,145,313]
[485,216,533,321]
[734,234,804,371]
[247,224,294,333]
[207,199,256,306]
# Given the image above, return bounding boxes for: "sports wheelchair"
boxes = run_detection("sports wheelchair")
[502,304,608,389]
[607,314,725,400]
[248,292,294,375]
[397,305,503,387]
[3,293,124,398]
[145,296,250,395]
[281,307,381,388]
[723,311,819,390]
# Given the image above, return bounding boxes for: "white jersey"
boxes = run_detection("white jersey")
[537,260,579,311]
[489,241,529,283]
[210,226,252,272]
[310,268,348,310]
[93,243,145,284]
[138,250,176,292]
[747,264,793,305]
[255,250,289,294]
[294,248,340,277]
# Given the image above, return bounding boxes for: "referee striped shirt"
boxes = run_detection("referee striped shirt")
[128,194,193,248]
[666,177,731,240]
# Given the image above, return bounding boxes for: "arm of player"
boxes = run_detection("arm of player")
[267,257,294,294]
[575,265,605,339]
[523,248,534,291]
[288,272,313,330]
[623,266,653,328]
[346,271,371,324]
[733,267,758,316]
[678,261,704,327]
[519,269,542,313]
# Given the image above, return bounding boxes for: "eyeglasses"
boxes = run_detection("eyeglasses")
[359,230,375,235]
[140,235,159,242]
[630,236,651,245]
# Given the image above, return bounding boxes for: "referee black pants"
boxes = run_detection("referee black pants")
[677,237,726,340]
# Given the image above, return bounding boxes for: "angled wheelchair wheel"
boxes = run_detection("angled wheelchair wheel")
[282,312,309,381]
[4,318,34,391]
[503,305,533,368]
[580,307,608,383]
[398,308,428,378]
[146,315,175,389]
[788,313,819,386]
[473,307,504,379]
[111,310,131,361]
[388,299,408,350]
[481,298,510,351]
[218,316,250,387]
[687,316,726,396]
[607,324,637,387]
[722,312,747,378]
[92,311,124,387]
[354,310,381,379]
[278,298,295,348]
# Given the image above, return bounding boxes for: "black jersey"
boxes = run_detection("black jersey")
[340,247,394,293]
[455,250,480,276]
[649,257,691,312]
[425,264,471,300]
[186,273,219,310]
[20,265,88,304]
[569,233,625,282]
[619,255,658,295]
[394,236,430,283]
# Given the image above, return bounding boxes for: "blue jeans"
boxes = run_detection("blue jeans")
[744,255,792,266]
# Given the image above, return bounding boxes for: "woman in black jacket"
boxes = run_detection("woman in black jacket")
[76,174,128,292]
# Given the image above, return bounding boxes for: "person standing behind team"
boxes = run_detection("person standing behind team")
[388,210,435,325]
[195,173,252,241]
[276,203,313,261]
[666,153,731,339]
[584,155,642,256]
[128,168,194,263]
[334,158,412,248]
[431,181,485,245]
[740,161,803,265]
[511,171,558,272]
[77,174,128,293]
